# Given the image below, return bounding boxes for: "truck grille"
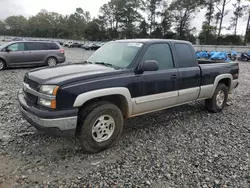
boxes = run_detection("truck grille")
[24,76,39,91]
[23,76,39,103]
[23,91,37,103]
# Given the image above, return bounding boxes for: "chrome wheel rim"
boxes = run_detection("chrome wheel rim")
[216,90,225,107]
[92,115,115,143]
[48,58,57,66]
[0,61,4,70]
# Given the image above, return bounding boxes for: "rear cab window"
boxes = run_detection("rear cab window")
[174,43,197,68]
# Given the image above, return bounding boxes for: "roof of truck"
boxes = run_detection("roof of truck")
[114,38,192,44]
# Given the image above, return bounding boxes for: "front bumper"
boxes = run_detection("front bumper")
[18,91,78,137]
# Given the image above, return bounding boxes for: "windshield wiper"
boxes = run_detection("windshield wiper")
[95,62,113,67]
[83,60,92,64]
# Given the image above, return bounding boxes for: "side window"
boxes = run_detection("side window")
[175,43,196,68]
[47,43,60,50]
[142,43,174,69]
[7,43,25,51]
[26,42,44,51]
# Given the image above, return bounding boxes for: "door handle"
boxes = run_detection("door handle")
[171,75,177,80]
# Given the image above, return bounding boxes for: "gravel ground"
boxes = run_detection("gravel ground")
[0,50,250,188]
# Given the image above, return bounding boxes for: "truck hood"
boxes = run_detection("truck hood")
[27,63,122,85]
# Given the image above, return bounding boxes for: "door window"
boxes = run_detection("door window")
[7,43,25,51]
[142,43,174,69]
[25,42,44,51]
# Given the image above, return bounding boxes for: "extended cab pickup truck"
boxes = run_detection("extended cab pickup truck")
[18,39,239,153]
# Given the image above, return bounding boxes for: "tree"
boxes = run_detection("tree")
[0,21,6,35]
[230,0,248,35]
[169,0,202,39]
[202,0,219,44]
[244,9,250,44]
[138,20,149,38]
[215,0,231,40]
[198,24,217,44]
[5,16,28,36]
[146,0,162,34]
[158,1,172,37]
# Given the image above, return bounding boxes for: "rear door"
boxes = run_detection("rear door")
[5,42,26,65]
[25,42,48,64]
[133,43,179,115]
[174,43,201,104]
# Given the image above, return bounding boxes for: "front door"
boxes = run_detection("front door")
[5,42,27,65]
[132,43,179,115]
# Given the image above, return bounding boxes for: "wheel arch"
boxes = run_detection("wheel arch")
[211,74,232,98]
[0,57,6,65]
[74,87,132,119]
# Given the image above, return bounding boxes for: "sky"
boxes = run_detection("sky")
[0,0,249,36]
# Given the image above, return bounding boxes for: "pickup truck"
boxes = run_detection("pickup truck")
[18,39,239,153]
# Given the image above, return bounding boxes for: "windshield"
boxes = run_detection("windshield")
[87,42,143,68]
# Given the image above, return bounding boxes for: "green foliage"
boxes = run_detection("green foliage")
[1,0,248,45]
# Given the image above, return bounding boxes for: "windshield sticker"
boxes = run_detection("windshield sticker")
[128,43,143,48]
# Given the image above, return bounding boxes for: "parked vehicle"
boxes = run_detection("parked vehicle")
[227,51,237,61]
[2,37,12,42]
[12,37,24,41]
[0,41,66,70]
[238,52,250,61]
[81,43,94,50]
[63,41,73,47]
[81,43,103,50]
[69,42,82,48]
[18,39,239,153]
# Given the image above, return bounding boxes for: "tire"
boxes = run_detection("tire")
[0,59,6,71]
[205,83,228,113]
[77,101,124,153]
[46,57,57,66]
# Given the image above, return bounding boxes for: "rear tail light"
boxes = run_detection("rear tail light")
[59,49,65,54]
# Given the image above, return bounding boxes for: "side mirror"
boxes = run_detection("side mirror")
[5,48,11,52]
[137,60,159,74]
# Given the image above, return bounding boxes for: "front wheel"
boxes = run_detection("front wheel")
[77,101,124,153]
[205,83,228,113]
[0,59,6,71]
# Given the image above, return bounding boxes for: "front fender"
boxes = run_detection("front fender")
[73,87,133,117]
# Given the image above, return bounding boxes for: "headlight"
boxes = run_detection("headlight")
[39,85,59,96]
[38,98,57,109]
[38,85,59,109]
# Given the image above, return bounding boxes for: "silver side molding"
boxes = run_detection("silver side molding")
[73,87,133,116]
[199,85,213,99]
[133,91,178,115]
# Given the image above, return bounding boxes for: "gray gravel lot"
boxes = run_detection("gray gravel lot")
[0,48,250,187]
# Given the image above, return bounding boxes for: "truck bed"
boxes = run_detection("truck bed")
[199,62,239,87]
[198,59,229,64]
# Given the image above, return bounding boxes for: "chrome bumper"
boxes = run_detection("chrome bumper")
[20,106,77,131]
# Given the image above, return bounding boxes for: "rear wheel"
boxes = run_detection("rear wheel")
[205,83,228,113]
[46,57,57,66]
[77,101,124,153]
[0,59,6,71]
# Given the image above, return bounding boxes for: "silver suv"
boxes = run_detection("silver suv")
[0,41,66,71]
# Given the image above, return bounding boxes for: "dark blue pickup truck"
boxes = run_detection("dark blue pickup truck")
[18,39,239,153]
